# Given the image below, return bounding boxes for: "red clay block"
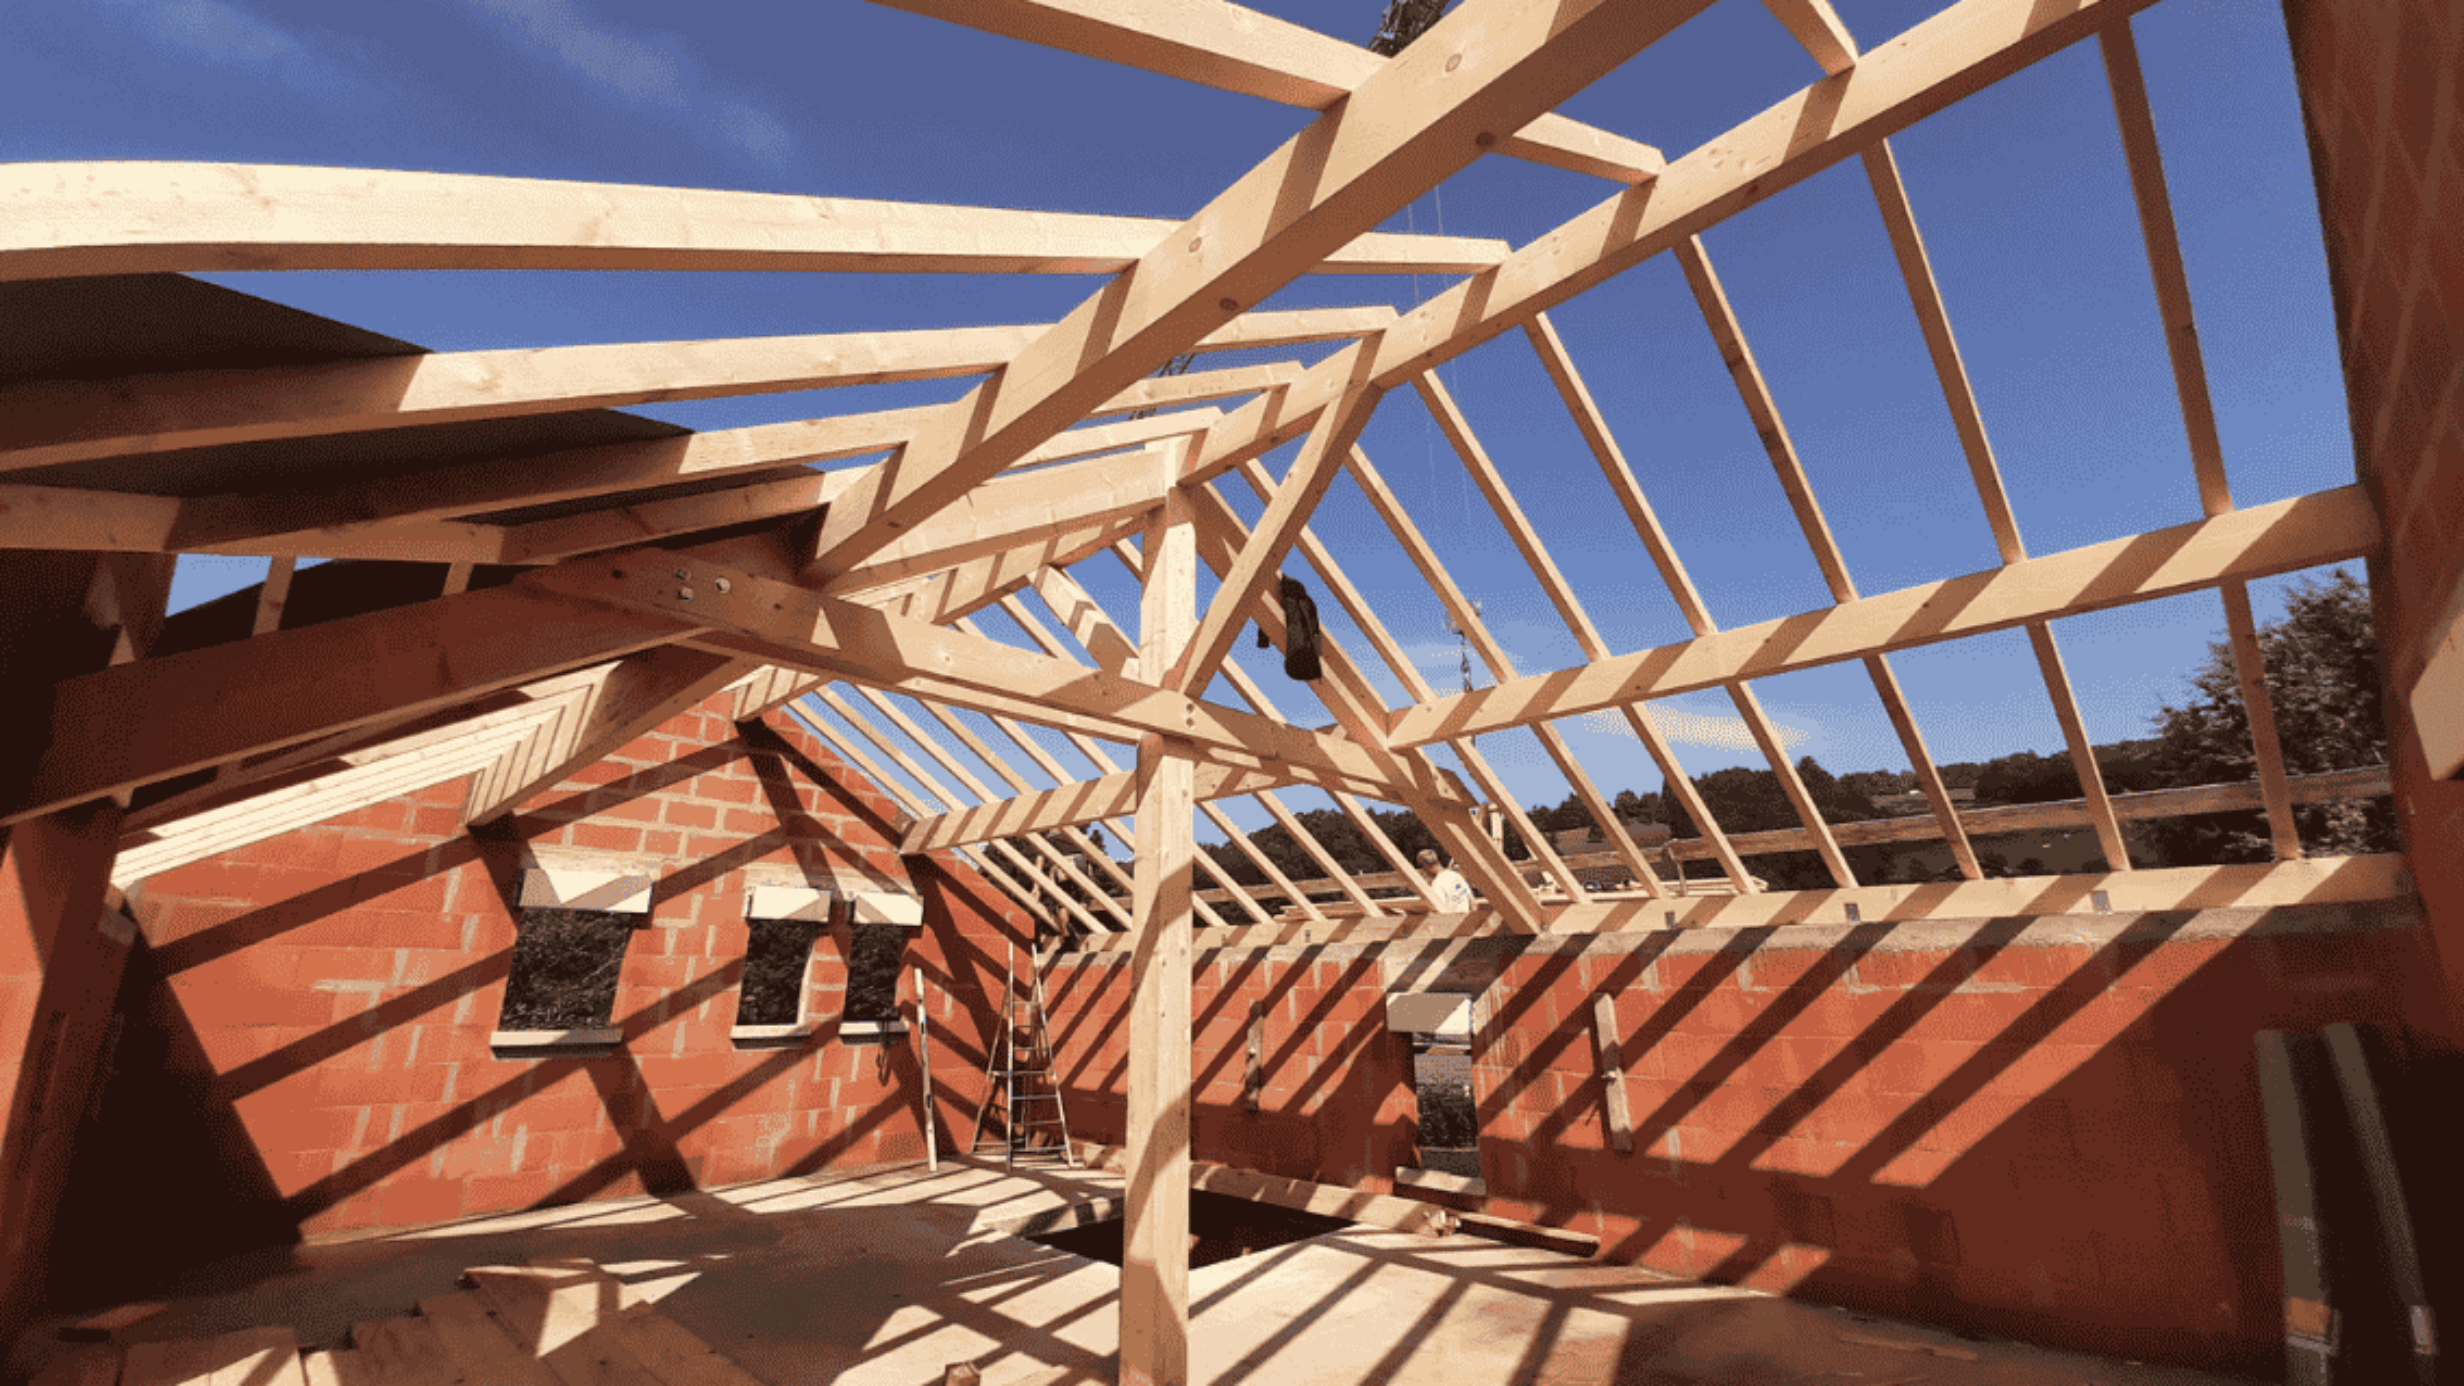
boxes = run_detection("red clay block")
[373,1175,466,1229]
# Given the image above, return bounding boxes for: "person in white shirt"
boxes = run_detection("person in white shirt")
[1418,848,1476,913]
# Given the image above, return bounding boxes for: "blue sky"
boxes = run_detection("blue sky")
[3,0,2360,837]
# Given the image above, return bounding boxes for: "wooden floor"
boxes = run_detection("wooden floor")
[36,1259,771,1386]
[18,1159,2261,1386]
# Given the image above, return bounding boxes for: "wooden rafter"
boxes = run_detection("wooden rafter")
[781,699,1067,933]
[0,317,1347,476]
[984,598,1326,924]
[1175,0,2166,489]
[1063,554,1420,917]
[1206,460,1591,906]
[867,0,1666,183]
[4,163,1508,281]
[802,0,1723,581]
[841,685,1136,930]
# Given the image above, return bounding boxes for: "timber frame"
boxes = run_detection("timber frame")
[1,0,2392,1380]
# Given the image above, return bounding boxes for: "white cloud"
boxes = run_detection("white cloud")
[460,0,791,163]
[465,0,686,107]
[144,0,295,61]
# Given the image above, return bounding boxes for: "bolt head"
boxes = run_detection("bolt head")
[714,577,732,594]
[678,587,695,601]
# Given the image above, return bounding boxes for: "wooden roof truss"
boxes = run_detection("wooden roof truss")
[5,0,2373,932]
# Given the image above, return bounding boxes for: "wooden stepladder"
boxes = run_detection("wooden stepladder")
[969,942,1079,1170]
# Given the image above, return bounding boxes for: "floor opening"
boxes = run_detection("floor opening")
[1023,1191,1355,1268]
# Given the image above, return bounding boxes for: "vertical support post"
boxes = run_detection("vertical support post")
[1122,484,1196,1386]
[1590,995,1634,1155]
[913,963,938,1172]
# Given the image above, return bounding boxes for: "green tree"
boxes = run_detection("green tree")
[2140,568,2394,864]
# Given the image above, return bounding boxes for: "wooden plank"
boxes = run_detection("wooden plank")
[1084,361,1303,420]
[1188,1161,1451,1236]
[1591,994,1634,1154]
[121,1338,216,1386]
[898,759,1290,852]
[347,1318,464,1386]
[2100,21,2231,518]
[604,1305,771,1386]
[415,1293,561,1386]
[3,163,1504,281]
[865,0,1666,182]
[1385,487,2377,749]
[1123,489,1198,1386]
[803,0,1721,582]
[846,513,1150,627]
[463,1266,664,1386]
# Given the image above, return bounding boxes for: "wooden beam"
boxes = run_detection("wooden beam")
[1761,0,1858,74]
[782,699,1069,934]
[2220,584,2304,861]
[1064,555,1407,918]
[911,695,1232,931]
[1084,361,1303,420]
[3,163,1507,281]
[865,0,1667,183]
[464,649,750,825]
[525,550,1471,807]
[2100,20,2232,518]
[849,685,1135,929]
[1382,487,2380,748]
[1189,766,2393,902]
[1591,994,1635,1154]
[1204,460,1574,915]
[1123,483,1197,1386]
[981,600,1292,926]
[12,563,721,826]
[1092,855,2417,954]
[1171,341,1380,695]
[1171,479,1547,927]
[177,404,935,557]
[846,513,1149,626]
[802,0,1721,581]
[821,443,1180,593]
[1172,0,2166,485]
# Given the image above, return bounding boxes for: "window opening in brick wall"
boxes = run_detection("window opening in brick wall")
[1384,990,1479,1182]
[738,917,824,1027]
[845,921,906,1026]
[1408,1033,1480,1180]
[499,907,635,1031]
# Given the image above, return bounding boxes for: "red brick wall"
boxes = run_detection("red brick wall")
[2282,0,2464,1040]
[1046,900,2446,1374]
[82,694,1030,1254]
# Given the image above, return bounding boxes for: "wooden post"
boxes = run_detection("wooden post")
[1590,995,1634,1155]
[914,964,938,1172]
[1122,482,1196,1386]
